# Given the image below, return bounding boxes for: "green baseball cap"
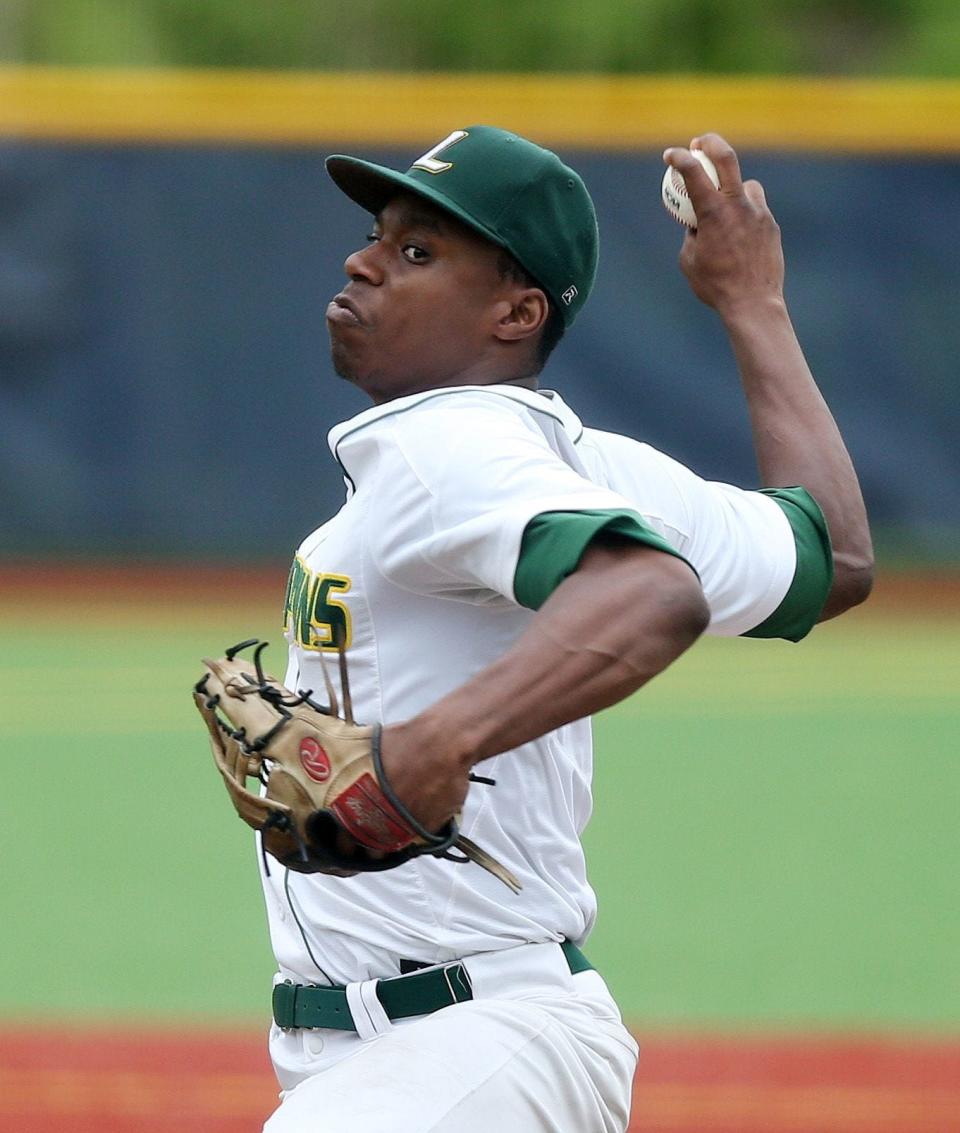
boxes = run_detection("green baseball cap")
[326,125,599,326]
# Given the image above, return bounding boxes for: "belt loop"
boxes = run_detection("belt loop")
[443,962,473,1004]
[272,980,296,1030]
[345,979,393,1041]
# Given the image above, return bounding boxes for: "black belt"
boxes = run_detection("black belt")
[273,940,593,1032]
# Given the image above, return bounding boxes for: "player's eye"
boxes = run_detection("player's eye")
[402,243,429,263]
[365,232,381,243]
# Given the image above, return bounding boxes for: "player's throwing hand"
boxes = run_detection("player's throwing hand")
[663,133,785,315]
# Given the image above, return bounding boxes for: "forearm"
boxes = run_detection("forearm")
[381,545,709,827]
[721,296,874,616]
[426,549,705,763]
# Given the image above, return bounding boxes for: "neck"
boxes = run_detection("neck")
[494,374,539,391]
[366,370,539,406]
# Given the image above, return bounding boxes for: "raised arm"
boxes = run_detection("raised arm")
[663,135,874,620]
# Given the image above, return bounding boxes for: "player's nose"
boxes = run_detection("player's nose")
[344,243,384,285]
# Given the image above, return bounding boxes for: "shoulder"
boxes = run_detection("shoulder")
[582,425,688,474]
[579,426,704,509]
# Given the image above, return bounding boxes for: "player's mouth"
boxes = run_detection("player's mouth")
[327,294,366,327]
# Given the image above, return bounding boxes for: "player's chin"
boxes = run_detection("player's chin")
[329,339,365,385]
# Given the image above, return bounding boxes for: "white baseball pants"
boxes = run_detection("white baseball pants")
[263,942,638,1133]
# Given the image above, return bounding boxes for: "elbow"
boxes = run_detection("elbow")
[669,569,712,645]
[623,551,710,653]
[688,583,712,641]
[582,542,710,661]
[845,555,876,607]
[616,560,709,691]
[821,550,875,620]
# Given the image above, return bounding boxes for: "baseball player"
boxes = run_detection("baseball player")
[261,127,872,1132]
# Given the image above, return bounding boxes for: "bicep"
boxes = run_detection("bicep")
[589,432,830,640]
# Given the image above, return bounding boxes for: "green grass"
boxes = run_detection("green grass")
[586,616,960,1031]
[0,606,281,1023]
[1,596,957,1031]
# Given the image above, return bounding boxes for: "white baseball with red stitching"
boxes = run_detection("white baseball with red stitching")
[661,149,720,228]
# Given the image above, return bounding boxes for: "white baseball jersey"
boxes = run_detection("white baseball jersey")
[265,384,831,987]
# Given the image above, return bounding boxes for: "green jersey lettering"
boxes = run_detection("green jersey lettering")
[284,557,353,651]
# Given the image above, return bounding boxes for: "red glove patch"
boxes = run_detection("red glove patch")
[330,772,417,852]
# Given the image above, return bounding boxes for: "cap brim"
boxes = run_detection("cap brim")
[326,155,507,253]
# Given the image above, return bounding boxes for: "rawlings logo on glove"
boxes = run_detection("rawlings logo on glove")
[193,639,520,891]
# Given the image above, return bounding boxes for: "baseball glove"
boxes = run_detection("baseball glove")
[193,639,521,892]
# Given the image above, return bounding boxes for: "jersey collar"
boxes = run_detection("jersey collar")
[327,384,584,457]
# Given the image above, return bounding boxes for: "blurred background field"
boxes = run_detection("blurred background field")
[1,570,957,1032]
[1,1,959,1130]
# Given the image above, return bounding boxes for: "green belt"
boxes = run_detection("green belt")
[272,940,593,1032]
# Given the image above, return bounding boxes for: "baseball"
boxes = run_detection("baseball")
[661,149,721,228]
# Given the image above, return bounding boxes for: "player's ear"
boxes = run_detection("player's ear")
[493,287,549,345]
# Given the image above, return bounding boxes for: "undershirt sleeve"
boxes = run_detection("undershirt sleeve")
[513,508,696,611]
[742,486,834,642]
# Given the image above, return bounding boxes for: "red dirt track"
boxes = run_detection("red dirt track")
[2,1026,958,1132]
[0,561,957,614]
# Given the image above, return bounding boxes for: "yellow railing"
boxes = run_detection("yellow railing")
[2,68,959,153]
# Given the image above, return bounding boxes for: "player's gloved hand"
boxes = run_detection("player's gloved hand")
[662,133,785,316]
[377,720,474,838]
[193,639,521,891]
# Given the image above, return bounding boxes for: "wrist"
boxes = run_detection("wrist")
[387,708,479,774]
[716,291,789,329]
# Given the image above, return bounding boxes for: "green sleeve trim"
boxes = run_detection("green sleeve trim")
[513,508,693,611]
[743,487,834,643]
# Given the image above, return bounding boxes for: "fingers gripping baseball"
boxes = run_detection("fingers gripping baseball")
[690,133,744,195]
[664,134,785,314]
[743,178,769,209]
